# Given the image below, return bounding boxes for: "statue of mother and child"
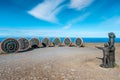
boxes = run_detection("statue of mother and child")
[97,32,116,68]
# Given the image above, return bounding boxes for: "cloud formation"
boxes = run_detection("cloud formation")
[28,0,65,22]
[63,24,72,30]
[69,0,94,10]
[62,12,90,30]
[28,0,94,23]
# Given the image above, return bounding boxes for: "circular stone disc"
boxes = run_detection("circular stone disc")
[42,38,50,46]
[53,38,61,46]
[30,38,40,48]
[18,38,29,51]
[75,38,83,47]
[64,38,71,46]
[1,38,19,53]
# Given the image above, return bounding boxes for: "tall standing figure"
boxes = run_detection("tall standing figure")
[108,32,116,68]
[97,32,116,68]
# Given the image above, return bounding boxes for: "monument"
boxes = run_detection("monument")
[0,37,84,53]
[108,32,116,68]
[64,37,71,46]
[53,37,61,46]
[97,32,116,68]
[18,38,29,51]
[75,38,83,47]
[42,38,50,47]
[30,38,40,48]
[1,38,19,53]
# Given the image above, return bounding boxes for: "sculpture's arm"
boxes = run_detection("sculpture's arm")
[95,46,103,50]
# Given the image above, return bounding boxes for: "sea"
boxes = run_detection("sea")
[0,37,120,43]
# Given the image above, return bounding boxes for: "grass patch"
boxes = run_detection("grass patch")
[115,63,119,68]
[0,51,7,55]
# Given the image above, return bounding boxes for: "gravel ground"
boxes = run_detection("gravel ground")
[0,44,120,80]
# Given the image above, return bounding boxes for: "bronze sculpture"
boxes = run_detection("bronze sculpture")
[100,43,110,68]
[30,38,40,48]
[18,38,29,51]
[1,38,19,53]
[0,37,84,53]
[53,37,61,46]
[108,32,116,68]
[64,37,71,46]
[75,38,83,47]
[42,38,50,47]
[97,32,116,68]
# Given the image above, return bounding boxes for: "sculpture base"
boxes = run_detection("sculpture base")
[100,64,109,68]
[100,64,114,68]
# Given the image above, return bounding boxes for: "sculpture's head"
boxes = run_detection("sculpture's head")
[104,43,109,47]
[108,32,116,38]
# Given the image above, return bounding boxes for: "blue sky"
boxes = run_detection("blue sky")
[0,0,120,37]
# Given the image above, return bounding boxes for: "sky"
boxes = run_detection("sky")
[0,0,120,37]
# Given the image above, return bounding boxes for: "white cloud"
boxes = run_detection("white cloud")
[62,12,90,30]
[69,12,90,24]
[63,24,72,30]
[28,0,65,22]
[69,0,94,10]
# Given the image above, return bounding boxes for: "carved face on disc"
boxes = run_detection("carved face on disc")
[42,38,50,46]
[53,38,61,46]
[30,38,40,48]
[1,38,19,53]
[64,38,71,46]
[75,38,83,47]
[18,38,29,51]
